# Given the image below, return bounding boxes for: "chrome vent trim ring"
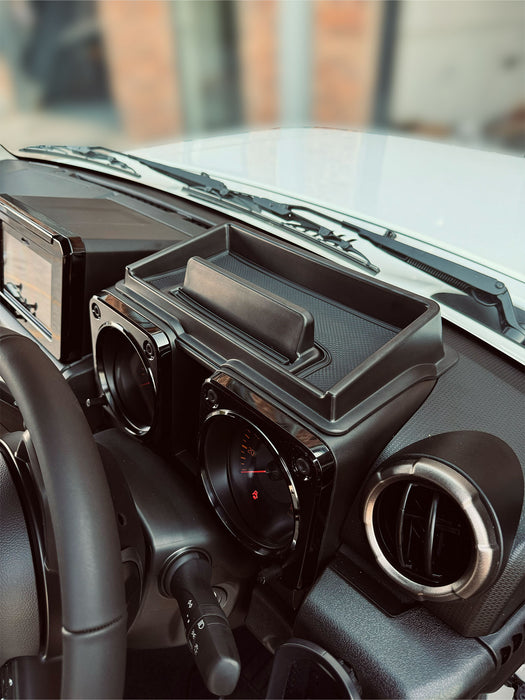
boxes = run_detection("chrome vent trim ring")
[363,457,500,602]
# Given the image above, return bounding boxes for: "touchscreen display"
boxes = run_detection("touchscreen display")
[3,231,53,332]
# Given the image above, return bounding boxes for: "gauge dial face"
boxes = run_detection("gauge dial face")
[97,326,156,434]
[202,413,296,552]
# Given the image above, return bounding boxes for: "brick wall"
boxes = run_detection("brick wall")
[236,1,382,129]
[96,0,383,140]
[0,57,15,116]
[313,0,383,127]
[97,0,181,142]
[236,1,279,126]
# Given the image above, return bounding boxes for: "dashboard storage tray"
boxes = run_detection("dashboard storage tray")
[126,223,453,431]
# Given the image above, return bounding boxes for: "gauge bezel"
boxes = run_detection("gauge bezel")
[96,322,157,437]
[200,409,300,556]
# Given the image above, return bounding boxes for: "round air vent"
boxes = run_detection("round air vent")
[364,458,501,601]
[373,477,475,588]
[364,433,524,602]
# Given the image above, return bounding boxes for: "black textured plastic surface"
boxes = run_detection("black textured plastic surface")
[373,324,525,636]
[294,569,494,698]
[478,601,525,692]
[160,251,397,390]
[295,567,494,699]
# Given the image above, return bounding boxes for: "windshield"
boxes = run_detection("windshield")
[1,1,524,281]
[1,1,523,155]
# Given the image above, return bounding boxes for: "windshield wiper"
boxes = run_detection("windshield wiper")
[19,145,141,177]
[189,187,380,273]
[20,144,378,272]
[15,144,525,343]
[120,152,379,273]
[357,229,525,345]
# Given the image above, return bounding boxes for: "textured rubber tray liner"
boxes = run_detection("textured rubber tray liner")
[129,223,447,425]
[159,251,397,391]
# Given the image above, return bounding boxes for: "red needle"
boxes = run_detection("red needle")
[240,470,267,474]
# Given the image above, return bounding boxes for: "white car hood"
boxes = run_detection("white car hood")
[134,128,525,281]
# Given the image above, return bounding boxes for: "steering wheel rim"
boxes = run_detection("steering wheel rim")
[0,328,126,698]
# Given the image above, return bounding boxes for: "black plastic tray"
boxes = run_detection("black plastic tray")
[126,224,453,430]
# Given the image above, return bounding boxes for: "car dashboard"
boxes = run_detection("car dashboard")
[0,158,524,699]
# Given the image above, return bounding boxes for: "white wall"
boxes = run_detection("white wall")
[390,1,525,133]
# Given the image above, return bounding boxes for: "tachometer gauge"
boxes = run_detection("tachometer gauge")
[201,411,298,554]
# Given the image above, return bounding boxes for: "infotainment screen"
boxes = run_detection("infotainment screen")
[3,230,53,333]
[0,191,193,362]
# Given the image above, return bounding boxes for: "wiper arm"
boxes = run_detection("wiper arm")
[357,229,525,345]
[199,189,379,273]
[120,152,379,272]
[19,145,140,177]
[19,145,378,272]
[127,153,231,194]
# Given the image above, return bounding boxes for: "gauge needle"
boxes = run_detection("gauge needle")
[240,469,267,474]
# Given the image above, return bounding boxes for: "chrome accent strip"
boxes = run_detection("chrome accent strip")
[211,372,326,453]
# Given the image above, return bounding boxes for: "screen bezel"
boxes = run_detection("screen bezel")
[1,215,65,359]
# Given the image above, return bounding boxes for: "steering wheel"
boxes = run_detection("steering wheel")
[0,328,126,698]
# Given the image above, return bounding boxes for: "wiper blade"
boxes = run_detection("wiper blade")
[19,145,141,177]
[119,152,379,272]
[357,229,525,345]
[20,145,378,272]
[192,186,379,273]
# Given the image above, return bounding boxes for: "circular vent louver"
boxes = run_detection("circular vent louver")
[363,458,502,602]
[373,480,474,587]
